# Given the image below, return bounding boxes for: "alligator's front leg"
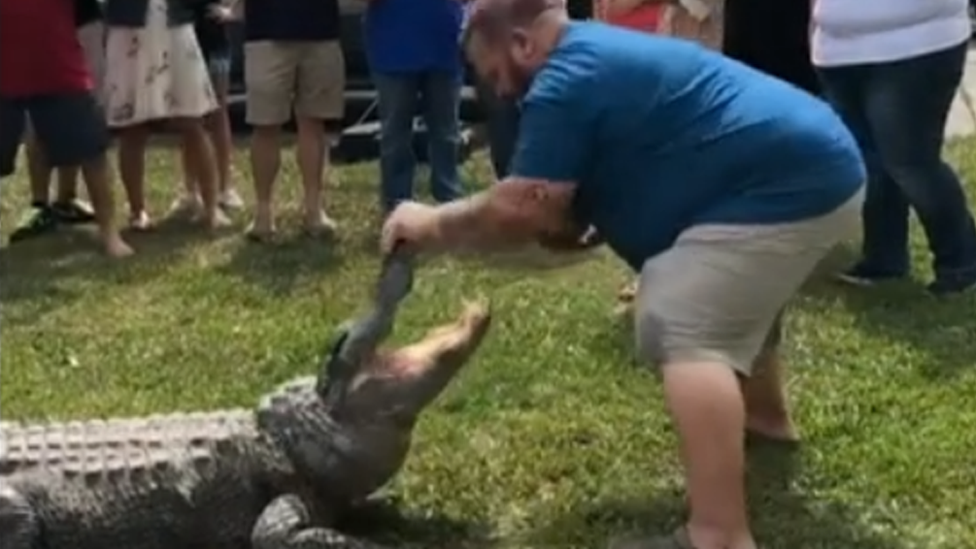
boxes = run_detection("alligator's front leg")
[0,484,40,549]
[252,494,391,549]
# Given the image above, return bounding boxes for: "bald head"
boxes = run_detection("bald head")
[464,0,567,47]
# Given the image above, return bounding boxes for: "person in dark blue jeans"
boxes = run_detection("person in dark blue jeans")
[817,40,976,295]
[365,0,465,213]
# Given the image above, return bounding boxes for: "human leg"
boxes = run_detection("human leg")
[206,55,242,210]
[244,41,297,239]
[8,124,61,242]
[614,191,863,549]
[294,40,345,234]
[861,41,976,294]
[373,72,420,214]
[27,93,132,256]
[817,64,911,283]
[420,71,463,203]
[741,316,797,443]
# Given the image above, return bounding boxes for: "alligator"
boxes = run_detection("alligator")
[0,248,492,549]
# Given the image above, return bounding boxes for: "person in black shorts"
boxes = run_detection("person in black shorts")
[1,0,132,257]
[9,0,106,244]
[171,0,244,218]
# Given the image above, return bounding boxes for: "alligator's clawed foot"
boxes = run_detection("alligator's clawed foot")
[252,494,393,549]
[0,484,39,549]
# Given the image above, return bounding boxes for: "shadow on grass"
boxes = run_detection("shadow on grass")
[524,447,908,549]
[338,495,498,549]
[800,245,976,380]
[0,223,218,326]
[216,232,344,296]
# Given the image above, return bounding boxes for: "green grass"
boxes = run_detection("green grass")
[2,138,976,549]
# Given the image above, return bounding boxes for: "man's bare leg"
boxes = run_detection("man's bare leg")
[295,115,336,236]
[248,124,282,239]
[79,152,133,257]
[742,350,798,441]
[664,361,757,549]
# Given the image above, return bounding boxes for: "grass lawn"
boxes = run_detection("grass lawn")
[2,138,975,549]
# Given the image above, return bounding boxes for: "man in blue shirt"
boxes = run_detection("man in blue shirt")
[380,0,866,548]
[365,0,466,213]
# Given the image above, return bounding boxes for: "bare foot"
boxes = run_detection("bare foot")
[103,234,135,258]
[303,210,338,238]
[245,216,276,243]
[200,208,233,231]
[128,211,154,232]
[218,187,245,211]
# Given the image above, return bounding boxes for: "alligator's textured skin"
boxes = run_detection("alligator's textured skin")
[0,248,492,549]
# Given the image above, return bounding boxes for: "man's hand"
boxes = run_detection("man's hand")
[380,201,442,255]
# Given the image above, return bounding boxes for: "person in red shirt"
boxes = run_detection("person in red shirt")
[0,0,132,257]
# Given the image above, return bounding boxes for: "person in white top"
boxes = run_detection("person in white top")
[811,0,976,295]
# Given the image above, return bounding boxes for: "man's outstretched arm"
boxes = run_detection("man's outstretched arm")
[429,177,585,253]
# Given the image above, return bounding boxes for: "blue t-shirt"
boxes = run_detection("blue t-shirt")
[364,0,464,75]
[512,22,866,271]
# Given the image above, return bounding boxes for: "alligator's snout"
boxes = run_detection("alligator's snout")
[335,300,492,423]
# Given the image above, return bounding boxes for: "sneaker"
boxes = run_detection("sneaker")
[833,263,907,287]
[303,211,338,238]
[218,187,245,211]
[927,271,976,296]
[51,198,95,224]
[8,205,60,243]
[167,194,204,222]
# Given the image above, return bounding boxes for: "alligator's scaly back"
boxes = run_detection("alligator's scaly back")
[1,410,255,477]
[0,247,494,549]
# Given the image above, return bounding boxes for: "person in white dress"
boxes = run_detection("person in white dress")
[103,0,229,230]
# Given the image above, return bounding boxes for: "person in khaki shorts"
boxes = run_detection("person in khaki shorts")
[379,1,867,548]
[234,0,345,240]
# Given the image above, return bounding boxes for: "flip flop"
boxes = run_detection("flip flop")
[744,429,801,451]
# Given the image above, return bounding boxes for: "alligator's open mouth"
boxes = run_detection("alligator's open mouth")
[389,300,492,378]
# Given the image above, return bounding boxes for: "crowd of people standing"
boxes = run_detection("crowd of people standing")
[0,0,470,256]
[1,0,975,294]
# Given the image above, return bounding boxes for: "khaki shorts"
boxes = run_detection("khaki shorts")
[633,187,865,375]
[244,40,345,126]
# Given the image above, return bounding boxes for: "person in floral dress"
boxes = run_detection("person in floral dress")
[102,0,228,230]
